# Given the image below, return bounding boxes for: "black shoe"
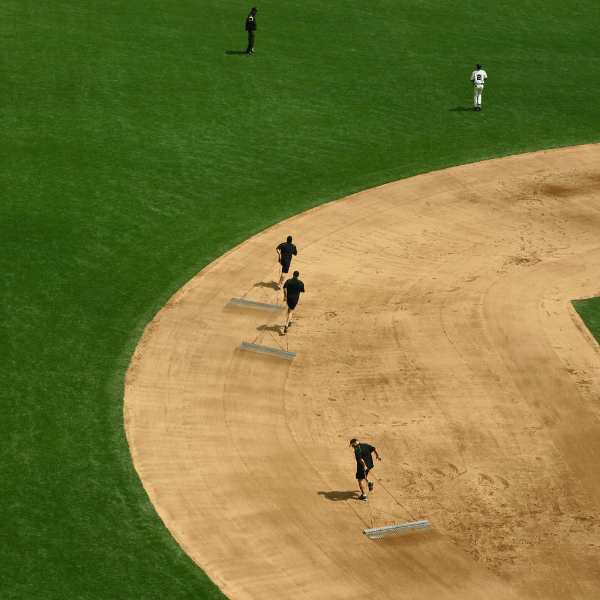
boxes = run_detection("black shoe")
[358,494,368,501]
[368,481,373,491]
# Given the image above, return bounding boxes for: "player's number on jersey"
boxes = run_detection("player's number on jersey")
[477,74,483,81]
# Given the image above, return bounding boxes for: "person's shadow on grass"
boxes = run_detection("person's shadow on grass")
[450,106,477,111]
[226,50,249,55]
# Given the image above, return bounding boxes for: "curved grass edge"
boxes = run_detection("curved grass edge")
[572,298,600,345]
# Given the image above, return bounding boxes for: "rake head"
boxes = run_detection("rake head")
[228,298,286,314]
[238,342,295,360]
[364,520,434,539]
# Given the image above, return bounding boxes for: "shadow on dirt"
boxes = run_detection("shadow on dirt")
[318,491,360,501]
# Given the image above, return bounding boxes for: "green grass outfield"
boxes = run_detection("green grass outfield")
[573,298,600,345]
[2,1,599,598]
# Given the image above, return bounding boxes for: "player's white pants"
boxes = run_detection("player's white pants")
[474,86,483,107]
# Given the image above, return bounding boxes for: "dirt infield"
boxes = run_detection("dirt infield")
[124,145,600,600]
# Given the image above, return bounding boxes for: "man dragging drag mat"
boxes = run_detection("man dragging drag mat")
[276,236,297,289]
[350,438,381,500]
[282,270,304,334]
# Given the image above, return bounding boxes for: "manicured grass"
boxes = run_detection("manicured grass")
[1,0,600,598]
[573,298,600,345]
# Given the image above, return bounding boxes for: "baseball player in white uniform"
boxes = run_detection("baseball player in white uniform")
[471,64,487,111]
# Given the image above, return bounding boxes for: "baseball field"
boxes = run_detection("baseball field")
[2,1,600,599]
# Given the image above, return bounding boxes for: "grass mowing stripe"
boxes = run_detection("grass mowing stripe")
[2,0,600,598]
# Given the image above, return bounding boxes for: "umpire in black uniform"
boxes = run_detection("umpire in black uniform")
[246,7,257,54]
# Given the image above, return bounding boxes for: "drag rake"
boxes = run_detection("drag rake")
[361,474,434,539]
[238,341,295,360]
[227,298,286,314]
[364,519,434,539]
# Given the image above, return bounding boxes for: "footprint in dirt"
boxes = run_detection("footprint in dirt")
[431,463,465,480]
[477,473,509,492]
[402,471,435,497]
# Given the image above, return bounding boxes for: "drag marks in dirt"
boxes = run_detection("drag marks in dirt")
[397,464,509,501]
[425,459,600,574]
[125,145,600,600]
[353,465,514,535]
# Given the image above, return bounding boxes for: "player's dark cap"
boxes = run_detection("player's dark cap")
[251,7,257,11]
[476,63,481,69]
[287,236,292,242]
[349,438,358,445]
[293,270,299,277]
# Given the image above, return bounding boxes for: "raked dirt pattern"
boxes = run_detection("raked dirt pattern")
[124,145,600,600]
